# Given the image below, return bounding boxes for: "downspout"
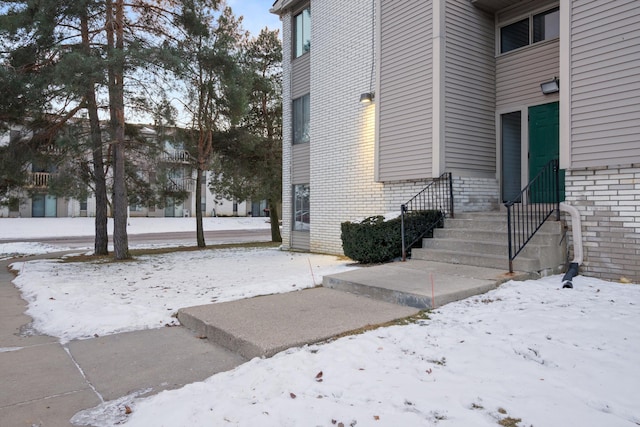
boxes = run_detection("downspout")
[559,202,583,288]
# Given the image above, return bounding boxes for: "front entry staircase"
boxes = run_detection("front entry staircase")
[411,211,566,275]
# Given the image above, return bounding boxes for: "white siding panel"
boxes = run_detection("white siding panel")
[444,0,496,173]
[496,40,560,109]
[570,0,640,168]
[377,0,433,182]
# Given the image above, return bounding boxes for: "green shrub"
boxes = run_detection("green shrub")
[341,210,443,264]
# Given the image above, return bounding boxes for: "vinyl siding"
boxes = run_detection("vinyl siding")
[377,0,433,182]
[291,143,310,183]
[291,53,310,99]
[496,39,559,110]
[444,0,496,174]
[291,230,310,251]
[569,0,640,168]
[497,0,557,23]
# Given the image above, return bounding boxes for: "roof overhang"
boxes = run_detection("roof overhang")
[470,0,526,13]
[270,0,298,15]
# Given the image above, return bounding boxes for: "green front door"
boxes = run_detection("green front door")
[528,102,564,202]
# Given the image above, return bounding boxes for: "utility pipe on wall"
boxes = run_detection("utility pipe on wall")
[559,202,584,288]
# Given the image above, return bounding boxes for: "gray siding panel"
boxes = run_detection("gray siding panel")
[291,231,310,251]
[496,0,557,24]
[377,0,433,182]
[570,0,640,167]
[291,53,310,99]
[291,143,310,183]
[444,0,496,173]
[496,39,559,110]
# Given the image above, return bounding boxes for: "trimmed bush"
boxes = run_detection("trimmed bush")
[341,210,443,264]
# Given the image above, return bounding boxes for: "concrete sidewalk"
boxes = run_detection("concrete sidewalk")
[0,256,245,427]
[1,254,523,426]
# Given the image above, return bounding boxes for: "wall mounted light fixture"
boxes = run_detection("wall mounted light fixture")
[360,92,374,103]
[540,77,559,94]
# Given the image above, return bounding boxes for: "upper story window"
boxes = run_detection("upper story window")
[500,6,559,54]
[294,7,310,58]
[292,93,310,144]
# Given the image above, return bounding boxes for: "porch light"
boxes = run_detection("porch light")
[360,92,374,103]
[540,77,559,94]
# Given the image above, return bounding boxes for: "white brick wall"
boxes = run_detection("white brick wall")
[565,164,640,282]
[280,10,293,250]
[452,176,500,213]
[309,0,385,255]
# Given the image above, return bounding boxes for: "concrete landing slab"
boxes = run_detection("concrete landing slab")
[178,287,419,360]
[323,260,535,309]
[67,326,246,401]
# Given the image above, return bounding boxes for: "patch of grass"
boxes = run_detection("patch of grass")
[498,417,522,427]
[427,357,447,366]
[324,310,431,341]
[61,241,280,264]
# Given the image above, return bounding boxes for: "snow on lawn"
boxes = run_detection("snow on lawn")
[0,216,271,257]
[0,216,270,239]
[75,275,640,427]
[10,247,356,343]
[0,242,74,260]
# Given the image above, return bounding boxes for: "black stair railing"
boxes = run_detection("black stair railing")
[505,158,560,273]
[401,172,453,261]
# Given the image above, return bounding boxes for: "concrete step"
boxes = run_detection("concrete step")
[411,247,541,272]
[444,216,563,233]
[433,227,562,246]
[422,238,514,257]
[323,260,536,309]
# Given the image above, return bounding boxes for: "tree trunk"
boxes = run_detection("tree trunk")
[268,198,282,242]
[81,12,108,256]
[106,0,130,260]
[195,167,205,247]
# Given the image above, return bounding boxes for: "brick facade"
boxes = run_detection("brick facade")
[565,165,640,282]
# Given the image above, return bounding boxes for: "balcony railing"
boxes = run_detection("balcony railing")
[165,178,195,193]
[162,150,191,163]
[28,172,51,188]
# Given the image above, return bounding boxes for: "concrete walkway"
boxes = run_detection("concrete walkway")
[1,254,527,426]
[0,256,245,427]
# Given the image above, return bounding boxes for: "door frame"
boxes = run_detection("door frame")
[497,100,561,203]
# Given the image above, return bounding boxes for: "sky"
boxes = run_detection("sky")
[227,0,282,37]
[2,220,640,426]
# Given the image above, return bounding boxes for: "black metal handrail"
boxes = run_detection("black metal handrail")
[505,158,560,273]
[401,172,453,261]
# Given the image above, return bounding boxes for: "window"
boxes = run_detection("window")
[294,7,310,58]
[533,7,559,43]
[293,94,310,144]
[293,184,310,231]
[500,18,529,53]
[500,7,559,54]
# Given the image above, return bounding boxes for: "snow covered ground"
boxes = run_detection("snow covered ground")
[0,216,271,258]
[10,248,356,343]
[3,219,640,426]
